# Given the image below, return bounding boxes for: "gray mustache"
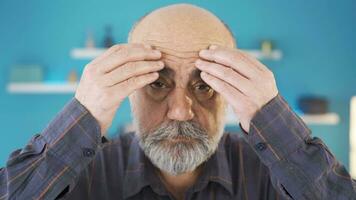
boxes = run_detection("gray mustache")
[142,120,209,142]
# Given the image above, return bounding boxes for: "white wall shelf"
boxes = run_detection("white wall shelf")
[225,105,339,126]
[71,48,106,59]
[70,48,283,60]
[244,49,282,60]
[299,112,340,125]
[7,82,78,94]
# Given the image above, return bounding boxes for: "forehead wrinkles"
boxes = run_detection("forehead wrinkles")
[143,36,224,52]
[153,44,201,59]
[154,46,200,65]
[162,53,197,65]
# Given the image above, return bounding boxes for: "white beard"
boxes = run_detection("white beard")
[136,120,224,176]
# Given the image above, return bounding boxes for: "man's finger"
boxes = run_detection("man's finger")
[200,71,248,111]
[90,46,161,74]
[109,72,159,101]
[210,45,270,73]
[91,43,152,66]
[237,49,270,72]
[199,46,260,79]
[195,59,254,96]
[102,46,161,73]
[101,60,164,87]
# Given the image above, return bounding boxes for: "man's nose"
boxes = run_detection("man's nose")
[167,88,194,121]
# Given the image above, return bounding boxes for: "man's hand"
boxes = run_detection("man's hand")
[75,43,163,135]
[195,45,278,132]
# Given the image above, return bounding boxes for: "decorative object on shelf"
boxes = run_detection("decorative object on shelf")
[85,30,95,48]
[9,65,43,83]
[261,40,273,55]
[292,95,339,125]
[298,95,328,114]
[259,39,282,60]
[103,25,114,48]
[67,69,78,83]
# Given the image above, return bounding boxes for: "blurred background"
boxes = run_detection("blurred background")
[0,0,355,176]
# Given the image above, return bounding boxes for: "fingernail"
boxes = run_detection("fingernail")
[157,61,164,67]
[200,71,208,78]
[199,50,210,57]
[143,44,151,49]
[195,59,202,65]
[209,45,218,50]
[153,50,161,56]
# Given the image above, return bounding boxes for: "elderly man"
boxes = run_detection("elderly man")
[1,4,355,200]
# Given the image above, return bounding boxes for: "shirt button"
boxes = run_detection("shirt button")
[255,142,267,151]
[82,148,95,157]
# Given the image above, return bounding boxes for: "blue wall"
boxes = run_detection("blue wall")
[0,0,355,169]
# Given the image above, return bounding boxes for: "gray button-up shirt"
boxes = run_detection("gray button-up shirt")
[0,95,355,199]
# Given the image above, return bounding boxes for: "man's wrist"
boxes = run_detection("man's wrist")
[239,93,280,134]
[41,97,102,175]
[240,94,311,166]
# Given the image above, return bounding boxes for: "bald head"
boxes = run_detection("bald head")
[128,4,235,52]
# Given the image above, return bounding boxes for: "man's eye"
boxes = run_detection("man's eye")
[193,82,214,101]
[146,79,170,101]
[195,83,212,92]
[150,81,167,89]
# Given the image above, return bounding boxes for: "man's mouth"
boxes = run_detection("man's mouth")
[163,135,195,144]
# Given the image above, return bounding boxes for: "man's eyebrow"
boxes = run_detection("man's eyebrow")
[158,67,175,78]
[190,69,202,80]
[157,67,201,80]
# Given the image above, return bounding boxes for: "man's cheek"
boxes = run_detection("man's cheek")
[195,93,219,112]
[195,95,224,134]
[140,99,168,129]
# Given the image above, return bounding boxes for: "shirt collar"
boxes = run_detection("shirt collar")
[191,133,233,195]
[123,133,233,199]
